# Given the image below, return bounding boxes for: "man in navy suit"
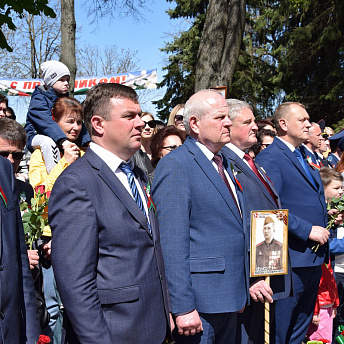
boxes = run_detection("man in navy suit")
[0,156,40,344]
[49,83,173,344]
[221,99,290,344]
[256,102,329,344]
[152,90,248,344]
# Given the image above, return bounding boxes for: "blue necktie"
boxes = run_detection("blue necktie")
[293,149,317,188]
[119,162,152,233]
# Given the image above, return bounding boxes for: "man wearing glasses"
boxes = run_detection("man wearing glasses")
[0,118,33,201]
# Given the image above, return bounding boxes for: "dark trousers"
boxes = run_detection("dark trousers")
[273,266,322,344]
[236,301,276,344]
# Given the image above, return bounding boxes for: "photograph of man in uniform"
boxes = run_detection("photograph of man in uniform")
[256,216,283,271]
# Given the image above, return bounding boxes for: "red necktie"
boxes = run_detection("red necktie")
[213,154,240,213]
[243,153,279,207]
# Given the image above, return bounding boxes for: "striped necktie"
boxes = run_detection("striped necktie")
[119,162,151,233]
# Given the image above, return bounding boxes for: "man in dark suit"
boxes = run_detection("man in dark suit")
[299,122,322,167]
[0,156,40,344]
[49,83,172,344]
[221,99,290,344]
[256,102,329,344]
[0,118,39,271]
[152,90,248,344]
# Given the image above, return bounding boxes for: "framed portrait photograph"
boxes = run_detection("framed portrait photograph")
[250,210,289,277]
[210,86,227,99]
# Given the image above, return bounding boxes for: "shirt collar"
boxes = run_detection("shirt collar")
[89,142,133,173]
[189,136,219,161]
[226,142,245,159]
[276,136,296,152]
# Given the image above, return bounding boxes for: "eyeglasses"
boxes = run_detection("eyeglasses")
[143,120,156,128]
[0,151,24,160]
[162,145,181,152]
[175,115,183,122]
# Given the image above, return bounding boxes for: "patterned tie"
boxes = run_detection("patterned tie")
[293,149,317,188]
[244,153,279,207]
[119,162,152,233]
[213,154,240,213]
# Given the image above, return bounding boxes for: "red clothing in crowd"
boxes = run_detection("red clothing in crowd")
[314,261,339,315]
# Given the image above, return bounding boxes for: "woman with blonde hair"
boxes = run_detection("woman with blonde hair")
[167,104,186,136]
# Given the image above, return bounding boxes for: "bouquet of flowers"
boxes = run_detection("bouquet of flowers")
[336,325,344,343]
[20,185,50,250]
[313,196,344,252]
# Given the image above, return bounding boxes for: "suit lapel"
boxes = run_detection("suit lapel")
[225,147,276,207]
[255,163,282,208]
[185,138,242,225]
[134,172,157,238]
[276,139,319,192]
[85,150,152,237]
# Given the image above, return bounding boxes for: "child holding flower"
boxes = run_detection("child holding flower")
[307,168,343,342]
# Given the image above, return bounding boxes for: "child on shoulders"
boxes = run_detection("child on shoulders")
[25,60,90,173]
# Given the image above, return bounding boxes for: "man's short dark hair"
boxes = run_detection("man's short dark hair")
[0,117,26,147]
[83,83,139,134]
[0,94,8,107]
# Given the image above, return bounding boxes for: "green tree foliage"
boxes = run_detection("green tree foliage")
[0,0,55,52]
[157,0,344,124]
[251,0,344,124]
[153,0,208,120]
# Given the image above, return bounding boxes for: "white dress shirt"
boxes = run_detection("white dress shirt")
[89,142,150,222]
[192,138,241,213]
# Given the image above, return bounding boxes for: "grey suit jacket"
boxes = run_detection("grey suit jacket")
[49,148,171,344]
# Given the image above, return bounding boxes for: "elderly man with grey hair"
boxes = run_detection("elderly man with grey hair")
[153,90,248,344]
[221,99,291,344]
[299,122,323,166]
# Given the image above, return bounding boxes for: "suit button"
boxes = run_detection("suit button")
[159,274,163,281]
[0,312,4,319]
[0,265,3,271]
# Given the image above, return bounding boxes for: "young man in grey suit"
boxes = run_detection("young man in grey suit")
[152,90,248,344]
[49,83,173,344]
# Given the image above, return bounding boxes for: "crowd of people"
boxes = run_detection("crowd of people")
[1,60,344,344]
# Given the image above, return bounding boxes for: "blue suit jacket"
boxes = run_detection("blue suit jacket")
[49,148,171,344]
[256,138,328,268]
[0,157,40,344]
[152,136,249,315]
[222,145,291,300]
